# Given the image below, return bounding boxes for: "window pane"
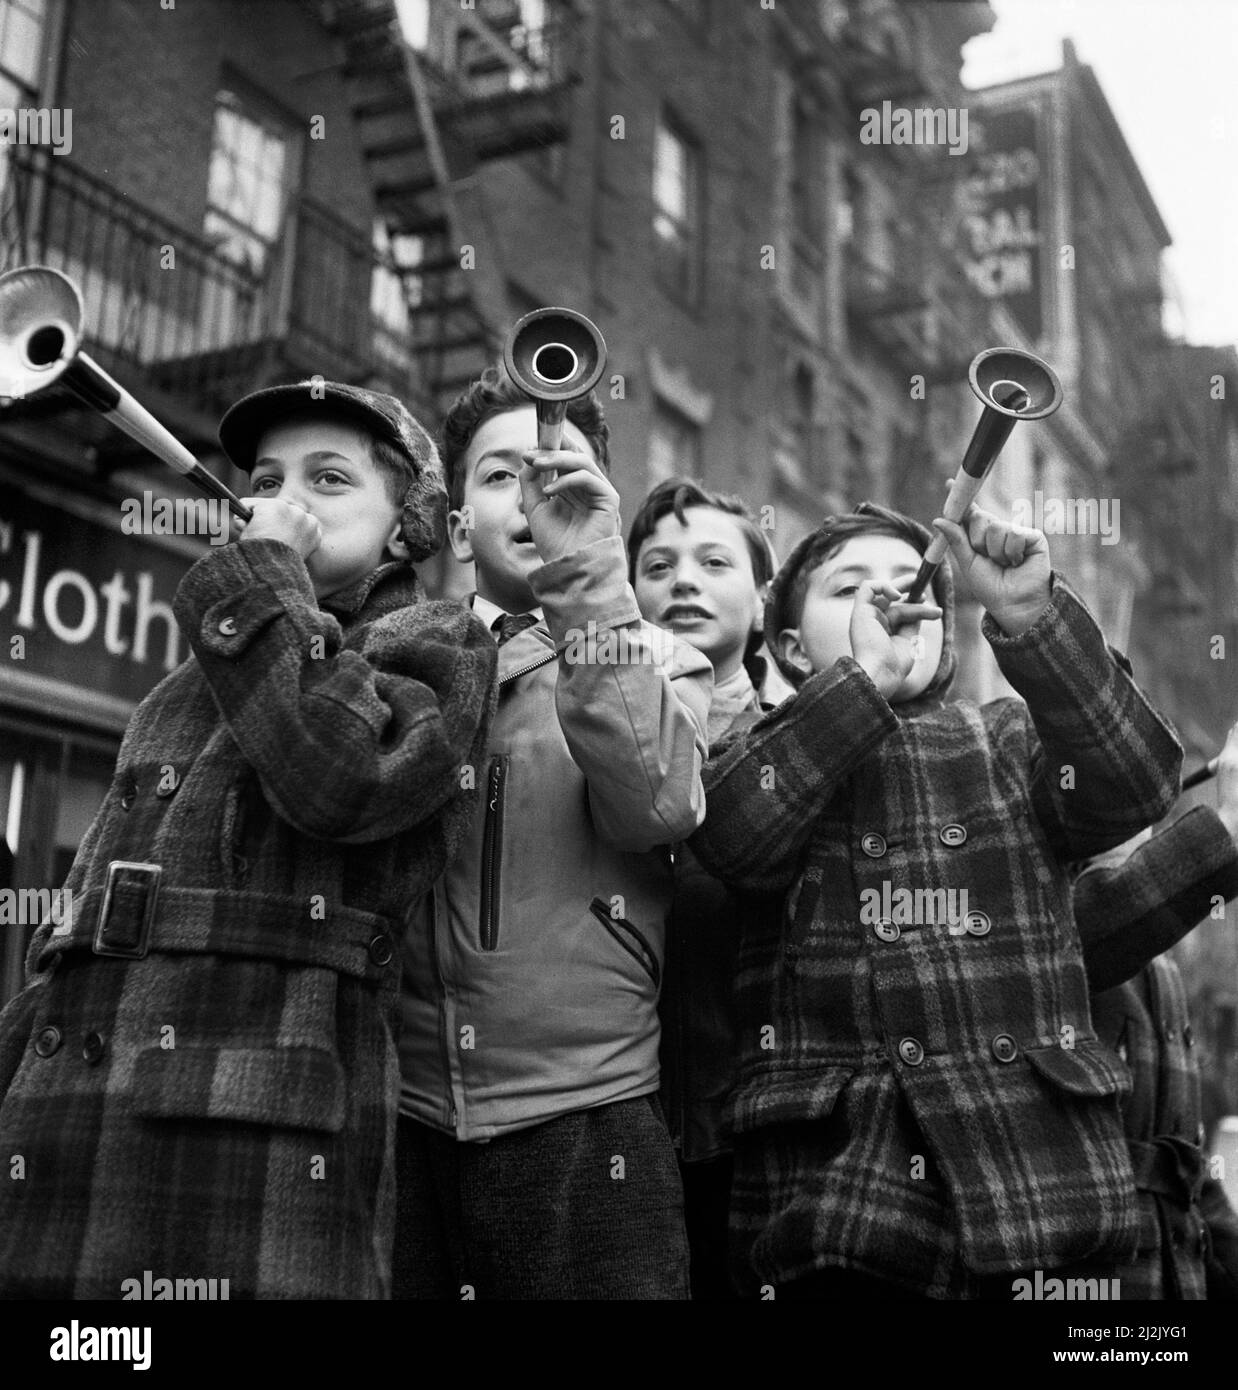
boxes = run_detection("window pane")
[205,88,294,274]
[3,7,42,86]
[653,127,687,219]
[649,399,701,485]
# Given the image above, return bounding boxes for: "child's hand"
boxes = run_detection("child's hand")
[235,497,323,559]
[519,448,620,563]
[1215,719,1238,842]
[850,580,942,700]
[933,505,1051,637]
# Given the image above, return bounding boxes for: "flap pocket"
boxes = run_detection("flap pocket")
[130,1044,346,1133]
[726,1066,853,1135]
[1024,1039,1131,1098]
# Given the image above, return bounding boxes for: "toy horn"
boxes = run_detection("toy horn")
[904,347,1063,603]
[503,307,607,451]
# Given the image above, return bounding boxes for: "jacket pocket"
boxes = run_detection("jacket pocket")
[129,1044,346,1133]
[1024,1038,1132,1098]
[726,1066,854,1135]
[589,897,660,987]
[479,756,507,951]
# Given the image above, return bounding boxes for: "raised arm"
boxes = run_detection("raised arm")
[689,657,898,892]
[175,538,496,843]
[1073,807,1238,992]
[532,535,712,850]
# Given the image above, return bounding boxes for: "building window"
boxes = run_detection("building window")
[395,0,430,49]
[648,397,702,485]
[204,87,298,277]
[653,113,702,305]
[843,380,870,499]
[791,363,815,471]
[370,219,423,377]
[791,99,817,246]
[0,0,45,101]
[0,0,48,208]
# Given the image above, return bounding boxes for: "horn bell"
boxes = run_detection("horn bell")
[969,346,1063,421]
[0,264,84,402]
[504,307,607,403]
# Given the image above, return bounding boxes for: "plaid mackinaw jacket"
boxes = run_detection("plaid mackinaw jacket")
[1075,806,1238,1298]
[0,538,496,1299]
[690,572,1182,1297]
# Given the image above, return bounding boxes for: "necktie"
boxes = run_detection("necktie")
[494,612,538,646]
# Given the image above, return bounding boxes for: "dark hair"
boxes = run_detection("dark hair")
[782,507,928,633]
[626,478,774,587]
[440,363,610,510]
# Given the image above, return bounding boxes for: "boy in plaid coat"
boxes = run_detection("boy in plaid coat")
[691,500,1182,1297]
[0,382,496,1299]
[1072,720,1238,1298]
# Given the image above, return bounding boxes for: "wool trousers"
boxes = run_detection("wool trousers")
[393,1095,690,1299]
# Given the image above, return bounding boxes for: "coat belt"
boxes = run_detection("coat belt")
[37,883,397,984]
[1128,1136,1204,1206]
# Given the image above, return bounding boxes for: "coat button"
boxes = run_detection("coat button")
[897,1037,925,1067]
[860,833,887,858]
[1184,1024,1194,1048]
[81,1032,106,1065]
[368,934,394,966]
[964,910,991,937]
[34,1025,62,1058]
[991,1033,1018,1063]
[1162,1020,1176,1042]
[218,617,237,636]
[873,918,900,943]
[155,767,180,798]
[939,823,967,846]
[120,776,137,811]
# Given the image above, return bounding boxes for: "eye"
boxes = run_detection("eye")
[316,469,350,487]
[642,561,671,578]
[834,584,859,597]
[485,466,516,485]
[704,556,732,569]
[251,475,280,494]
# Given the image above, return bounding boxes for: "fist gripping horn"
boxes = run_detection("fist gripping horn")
[903,347,1064,603]
[503,307,607,452]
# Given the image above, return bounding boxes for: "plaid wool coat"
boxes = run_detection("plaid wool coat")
[0,538,496,1299]
[691,573,1182,1296]
[1076,806,1238,1298]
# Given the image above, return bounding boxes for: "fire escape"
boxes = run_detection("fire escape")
[317,0,582,416]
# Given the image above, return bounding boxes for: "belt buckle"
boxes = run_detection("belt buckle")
[93,860,161,959]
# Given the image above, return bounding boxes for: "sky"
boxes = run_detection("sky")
[961,0,1238,348]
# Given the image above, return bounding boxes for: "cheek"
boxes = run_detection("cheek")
[804,608,849,663]
[632,576,660,617]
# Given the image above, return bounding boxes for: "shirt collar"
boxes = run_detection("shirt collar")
[471,592,544,635]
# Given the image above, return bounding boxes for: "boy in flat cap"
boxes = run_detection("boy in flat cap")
[0,381,496,1299]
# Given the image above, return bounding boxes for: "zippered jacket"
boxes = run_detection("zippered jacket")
[398,535,712,1140]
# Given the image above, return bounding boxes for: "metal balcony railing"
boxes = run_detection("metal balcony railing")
[0,152,418,417]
